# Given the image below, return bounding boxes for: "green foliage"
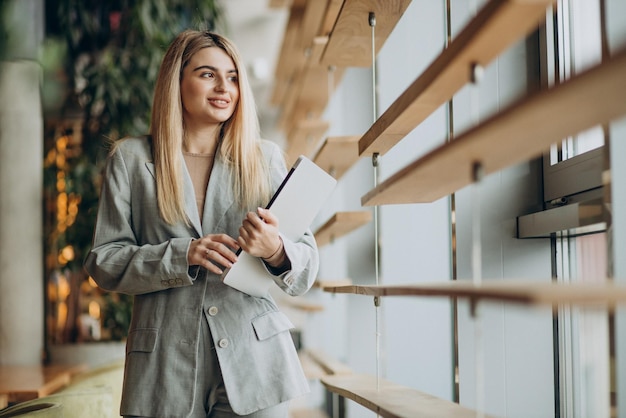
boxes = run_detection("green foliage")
[50,0,223,158]
[43,0,223,341]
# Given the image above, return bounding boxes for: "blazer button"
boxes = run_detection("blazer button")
[208,306,218,316]
[218,338,229,348]
[161,280,168,286]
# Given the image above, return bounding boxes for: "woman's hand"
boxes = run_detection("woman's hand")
[238,207,285,266]
[188,233,240,275]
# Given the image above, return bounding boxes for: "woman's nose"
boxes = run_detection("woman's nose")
[214,77,227,92]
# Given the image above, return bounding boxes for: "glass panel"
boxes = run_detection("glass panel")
[549,0,604,166]
[556,232,611,417]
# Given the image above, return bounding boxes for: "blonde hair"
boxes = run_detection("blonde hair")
[150,30,271,224]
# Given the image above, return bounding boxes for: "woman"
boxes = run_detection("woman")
[84,30,319,418]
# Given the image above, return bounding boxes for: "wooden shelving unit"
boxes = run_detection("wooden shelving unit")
[323,280,626,309]
[321,374,488,418]
[358,0,555,156]
[314,211,372,247]
[271,0,411,138]
[310,136,361,179]
[361,48,626,206]
[268,0,624,417]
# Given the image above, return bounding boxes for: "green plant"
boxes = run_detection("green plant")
[43,0,223,342]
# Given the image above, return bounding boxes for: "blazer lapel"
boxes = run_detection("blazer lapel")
[201,155,235,236]
[181,160,203,237]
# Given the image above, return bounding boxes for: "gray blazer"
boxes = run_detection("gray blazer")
[84,136,318,417]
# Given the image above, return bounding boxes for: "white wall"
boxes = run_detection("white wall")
[451,2,555,416]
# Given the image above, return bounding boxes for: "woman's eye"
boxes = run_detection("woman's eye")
[228,76,238,83]
[201,72,214,78]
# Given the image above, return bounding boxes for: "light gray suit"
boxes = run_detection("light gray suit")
[84,136,318,417]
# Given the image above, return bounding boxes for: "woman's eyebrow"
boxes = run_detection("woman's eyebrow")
[192,65,238,74]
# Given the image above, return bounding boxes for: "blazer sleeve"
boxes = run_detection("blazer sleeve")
[84,145,195,295]
[262,142,320,296]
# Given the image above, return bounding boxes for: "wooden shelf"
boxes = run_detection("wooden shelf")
[314,278,353,289]
[358,0,555,157]
[321,374,487,418]
[285,119,330,166]
[306,349,352,376]
[361,48,626,206]
[272,0,345,135]
[323,280,626,309]
[310,136,362,179]
[277,37,346,135]
[299,351,329,380]
[289,408,330,418]
[320,0,412,67]
[314,211,372,247]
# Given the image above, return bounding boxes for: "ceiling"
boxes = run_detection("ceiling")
[219,0,289,143]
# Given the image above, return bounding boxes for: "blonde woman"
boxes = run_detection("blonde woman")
[85,30,319,418]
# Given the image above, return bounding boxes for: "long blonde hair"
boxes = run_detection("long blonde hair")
[150,30,271,224]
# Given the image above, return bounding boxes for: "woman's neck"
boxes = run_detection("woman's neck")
[183,124,221,154]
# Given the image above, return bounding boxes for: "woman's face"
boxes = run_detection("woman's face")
[180,46,240,129]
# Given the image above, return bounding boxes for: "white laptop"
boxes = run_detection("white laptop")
[222,155,337,297]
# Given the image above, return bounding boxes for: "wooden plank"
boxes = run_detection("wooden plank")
[311,136,361,179]
[299,0,330,50]
[319,0,345,37]
[271,1,308,106]
[314,278,353,289]
[314,211,372,247]
[361,48,626,206]
[321,374,487,418]
[290,408,330,418]
[306,349,352,375]
[277,37,332,133]
[320,0,412,67]
[358,0,555,156]
[285,119,330,165]
[299,351,328,380]
[323,280,626,309]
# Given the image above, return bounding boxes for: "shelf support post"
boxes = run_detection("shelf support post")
[369,10,383,397]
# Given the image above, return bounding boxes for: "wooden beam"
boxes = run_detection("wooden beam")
[314,211,372,247]
[311,136,361,179]
[321,374,489,418]
[358,0,555,156]
[361,47,626,206]
[323,280,626,309]
[320,0,412,67]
